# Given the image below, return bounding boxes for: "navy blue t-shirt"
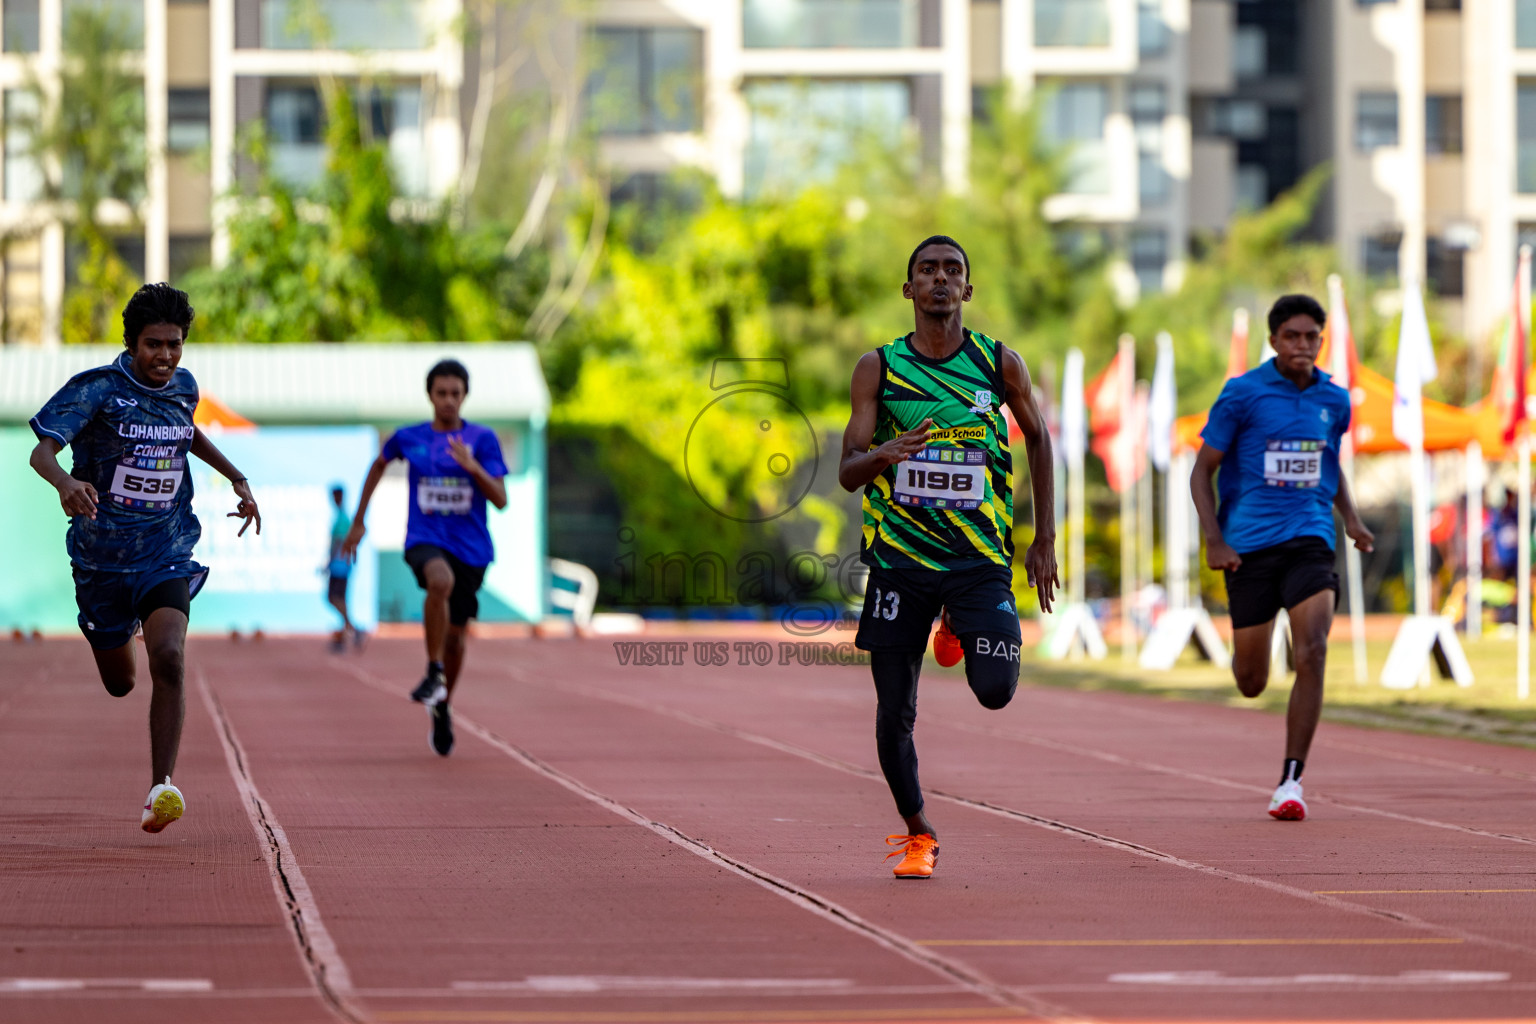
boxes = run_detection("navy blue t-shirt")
[1201,359,1352,554]
[381,421,506,568]
[30,352,203,572]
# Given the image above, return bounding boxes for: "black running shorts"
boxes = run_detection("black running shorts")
[1224,536,1339,630]
[404,544,487,627]
[856,563,1022,653]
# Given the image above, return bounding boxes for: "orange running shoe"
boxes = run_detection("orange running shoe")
[885,833,939,879]
[932,613,963,667]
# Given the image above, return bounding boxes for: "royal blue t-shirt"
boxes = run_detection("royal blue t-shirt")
[1200,359,1352,554]
[30,352,203,573]
[381,421,506,567]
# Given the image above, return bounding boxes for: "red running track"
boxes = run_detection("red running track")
[3,634,1536,1024]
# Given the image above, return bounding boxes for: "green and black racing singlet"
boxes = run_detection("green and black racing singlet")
[861,329,1014,571]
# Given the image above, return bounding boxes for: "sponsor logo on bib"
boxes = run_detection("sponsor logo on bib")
[892,446,987,509]
[1263,440,1323,488]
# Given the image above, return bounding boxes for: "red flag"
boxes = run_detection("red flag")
[1494,264,1530,445]
[1225,309,1249,380]
[1085,344,1142,492]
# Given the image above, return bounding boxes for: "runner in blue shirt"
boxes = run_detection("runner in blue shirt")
[1191,294,1374,821]
[342,359,507,756]
[27,283,261,833]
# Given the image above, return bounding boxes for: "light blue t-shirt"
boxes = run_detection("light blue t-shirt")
[1201,359,1352,554]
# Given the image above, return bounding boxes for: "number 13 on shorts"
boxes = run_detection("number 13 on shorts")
[869,587,900,620]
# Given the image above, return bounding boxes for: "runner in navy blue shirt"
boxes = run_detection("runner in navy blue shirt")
[27,283,261,833]
[342,359,507,756]
[1191,294,1374,821]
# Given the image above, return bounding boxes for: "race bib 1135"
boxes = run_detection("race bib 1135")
[1263,440,1323,488]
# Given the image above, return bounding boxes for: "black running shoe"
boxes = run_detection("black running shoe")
[430,701,454,756]
[410,669,446,704]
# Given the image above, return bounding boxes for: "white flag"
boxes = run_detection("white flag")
[1062,348,1086,464]
[1148,332,1175,472]
[1392,281,1438,449]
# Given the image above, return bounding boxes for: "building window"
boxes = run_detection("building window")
[62,0,143,47]
[1131,84,1166,206]
[1041,81,1108,194]
[1137,0,1166,57]
[1520,0,1536,48]
[1355,91,1398,150]
[260,0,427,50]
[3,0,38,52]
[1235,165,1267,212]
[743,0,921,48]
[1357,0,1396,6]
[3,234,42,344]
[1362,232,1401,281]
[168,89,210,152]
[1424,95,1462,155]
[266,84,324,188]
[1424,0,1460,10]
[587,27,703,135]
[1233,26,1266,79]
[1426,238,1464,298]
[1193,97,1267,141]
[1130,227,1167,294]
[1036,0,1110,48]
[744,78,910,196]
[3,88,43,203]
[1520,83,1536,192]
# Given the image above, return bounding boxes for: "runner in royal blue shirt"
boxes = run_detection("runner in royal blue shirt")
[1191,294,1374,821]
[342,359,507,756]
[27,283,261,834]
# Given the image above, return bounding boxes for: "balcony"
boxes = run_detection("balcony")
[743,0,919,49]
[261,0,429,51]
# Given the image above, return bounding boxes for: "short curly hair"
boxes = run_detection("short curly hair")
[1267,294,1326,335]
[122,283,194,349]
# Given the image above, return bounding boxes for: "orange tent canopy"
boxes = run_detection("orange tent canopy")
[193,392,255,431]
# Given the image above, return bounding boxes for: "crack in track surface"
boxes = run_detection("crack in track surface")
[334,661,1077,1024]
[534,674,1536,963]
[195,669,368,1024]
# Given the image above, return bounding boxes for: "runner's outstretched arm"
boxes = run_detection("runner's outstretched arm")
[1000,345,1059,613]
[1191,443,1238,570]
[190,427,261,536]
[838,351,932,492]
[341,454,390,559]
[29,437,100,520]
[1332,473,1375,552]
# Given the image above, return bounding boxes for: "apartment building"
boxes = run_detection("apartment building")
[0,0,463,345]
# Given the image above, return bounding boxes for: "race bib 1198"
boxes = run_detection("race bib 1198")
[1263,440,1323,488]
[891,447,987,509]
[417,476,473,515]
[108,455,185,511]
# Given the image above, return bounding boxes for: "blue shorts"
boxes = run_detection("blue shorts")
[73,561,208,651]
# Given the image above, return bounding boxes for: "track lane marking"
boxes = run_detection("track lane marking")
[194,668,369,1024]
[333,662,1079,1024]
[919,939,1462,947]
[1315,889,1536,895]
[602,665,1536,848]
[529,674,1536,962]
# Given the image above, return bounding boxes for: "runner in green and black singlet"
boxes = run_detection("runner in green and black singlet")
[863,329,1014,571]
[839,235,1059,880]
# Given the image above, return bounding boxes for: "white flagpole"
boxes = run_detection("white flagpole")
[1327,275,1368,682]
[1117,335,1136,660]
[1519,246,1532,700]
[1466,441,1483,642]
[1137,380,1154,615]
[1064,350,1087,609]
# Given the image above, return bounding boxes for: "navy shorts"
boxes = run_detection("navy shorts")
[856,562,1022,653]
[1224,536,1339,630]
[73,561,208,651]
[404,544,487,626]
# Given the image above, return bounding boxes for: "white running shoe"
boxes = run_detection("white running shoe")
[1268,779,1307,821]
[141,777,185,833]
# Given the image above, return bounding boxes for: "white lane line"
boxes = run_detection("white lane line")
[537,675,1536,962]
[194,669,369,1024]
[0,978,212,992]
[333,661,1082,1024]
[608,666,1536,849]
[455,977,858,993]
[1107,970,1512,987]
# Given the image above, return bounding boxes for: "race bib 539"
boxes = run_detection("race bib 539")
[1263,440,1323,488]
[418,476,473,515]
[108,455,185,511]
[892,447,987,509]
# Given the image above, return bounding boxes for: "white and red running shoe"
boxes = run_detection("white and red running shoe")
[1268,779,1307,821]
